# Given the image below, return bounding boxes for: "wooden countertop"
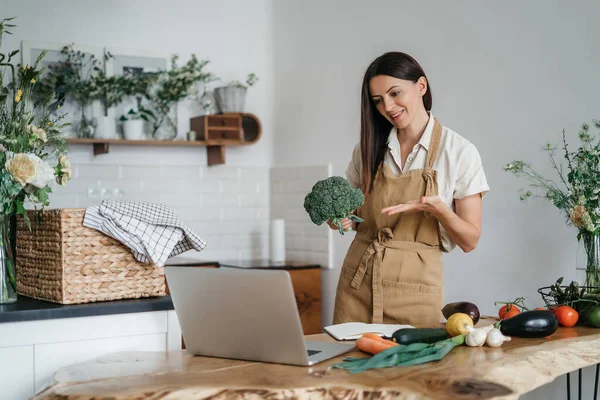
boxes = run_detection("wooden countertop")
[33,318,600,400]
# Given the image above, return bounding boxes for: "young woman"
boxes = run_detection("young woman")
[330,52,489,326]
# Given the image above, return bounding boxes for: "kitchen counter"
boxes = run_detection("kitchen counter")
[219,259,321,269]
[166,256,321,270]
[0,255,215,324]
[31,321,600,400]
[0,258,319,325]
[0,295,174,324]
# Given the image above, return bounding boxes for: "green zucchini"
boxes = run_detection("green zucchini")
[391,328,450,345]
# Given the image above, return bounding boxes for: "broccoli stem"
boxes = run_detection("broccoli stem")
[348,214,364,223]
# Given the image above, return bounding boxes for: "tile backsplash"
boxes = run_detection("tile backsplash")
[48,164,270,262]
[46,163,332,267]
[270,165,332,269]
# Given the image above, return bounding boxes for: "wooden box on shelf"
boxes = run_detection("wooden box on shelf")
[190,114,243,143]
[189,113,262,166]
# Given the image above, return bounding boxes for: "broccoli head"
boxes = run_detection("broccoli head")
[303,176,365,235]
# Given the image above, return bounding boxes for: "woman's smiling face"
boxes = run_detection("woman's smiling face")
[369,74,427,130]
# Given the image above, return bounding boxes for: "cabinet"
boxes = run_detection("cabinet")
[286,268,322,335]
[0,309,181,400]
[218,260,322,335]
[189,113,261,165]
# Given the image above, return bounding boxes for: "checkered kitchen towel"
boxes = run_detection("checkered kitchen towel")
[83,201,207,267]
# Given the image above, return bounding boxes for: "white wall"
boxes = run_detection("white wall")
[272,0,600,321]
[272,3,600,397]
[1,0,276,261]
[1,0,274,167]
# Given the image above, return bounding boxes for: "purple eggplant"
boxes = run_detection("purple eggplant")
[441,301,481,325]
[500,310,558,338]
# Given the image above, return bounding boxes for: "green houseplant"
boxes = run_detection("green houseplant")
[214,73,258,113]
[119,106,155,140]
[145,54,217,139]
[0,17,72,304]
[89,52,129,139]
[504,120,600,289]
[34,43,102,138]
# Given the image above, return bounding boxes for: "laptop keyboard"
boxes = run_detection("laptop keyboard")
[307,349,322,356]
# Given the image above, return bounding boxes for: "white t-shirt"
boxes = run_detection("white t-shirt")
[345,113,490,252]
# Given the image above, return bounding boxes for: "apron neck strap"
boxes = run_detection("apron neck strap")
[425,118,443,169]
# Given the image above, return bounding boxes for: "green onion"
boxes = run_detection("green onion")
[332,334,466,373]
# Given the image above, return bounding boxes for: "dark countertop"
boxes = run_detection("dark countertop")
[0,295,173,324]
[0,258,319,324]
[218,259,321,270]
[164,256,321,270]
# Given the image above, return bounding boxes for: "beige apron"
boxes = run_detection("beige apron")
[333,119,444,326]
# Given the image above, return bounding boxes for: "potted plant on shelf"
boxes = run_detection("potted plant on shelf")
[504,120,600,290]
[214,73,258,113]
[90,52,128,139]
[34,43,101,138]
[146,54,217,140]
[119,106,154,140]
[0,17,72,304]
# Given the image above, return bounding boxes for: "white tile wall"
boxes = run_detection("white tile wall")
[270,165,332,268]
[47,164,271,262]
[43,163,334,267]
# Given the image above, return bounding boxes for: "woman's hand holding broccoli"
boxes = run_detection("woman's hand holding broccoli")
[327,216,356,232]
[304,176,365,235]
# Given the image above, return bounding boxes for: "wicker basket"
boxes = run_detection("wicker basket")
[15,208,166,304]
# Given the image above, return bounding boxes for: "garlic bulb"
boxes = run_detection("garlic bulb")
[486,328,511,348]
[465,326,487,347]
[481,325,494,334]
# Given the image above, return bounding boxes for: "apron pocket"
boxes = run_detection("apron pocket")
[381,280,443,325]
[382,247,442,286]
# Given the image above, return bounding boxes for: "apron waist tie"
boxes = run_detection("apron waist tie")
[350,228,440,323]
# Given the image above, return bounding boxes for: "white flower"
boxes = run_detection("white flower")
[26,154,54,188]
[5,153,36,186]
[56,155,72,186]
[27,124,48,143]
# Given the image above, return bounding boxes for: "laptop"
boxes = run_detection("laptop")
[165,266,355,366]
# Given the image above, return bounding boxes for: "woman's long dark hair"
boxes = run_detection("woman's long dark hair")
[360,52,432,193]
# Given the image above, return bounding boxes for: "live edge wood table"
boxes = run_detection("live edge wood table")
[33,318,600,400]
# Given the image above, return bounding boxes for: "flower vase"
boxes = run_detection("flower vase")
[576,232,600,290]
[152,105,178,140]
[0,214,17,304]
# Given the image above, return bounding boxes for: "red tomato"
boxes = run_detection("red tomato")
[499,304,520,320]
[552,306,579,327]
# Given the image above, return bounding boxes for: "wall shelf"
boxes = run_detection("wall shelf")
[66,113,261,166]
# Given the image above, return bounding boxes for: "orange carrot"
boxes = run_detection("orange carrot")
[356,333,399,355]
